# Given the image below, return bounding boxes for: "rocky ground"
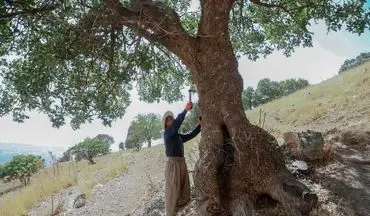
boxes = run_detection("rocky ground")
[28,130,369,216]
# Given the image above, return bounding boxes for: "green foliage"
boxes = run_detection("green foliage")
[339,52,370,73]
[279,78,309,96]
[242,87,255,110]
[119,142,124,150]
[242,78,309,109]
[94,134,115,146]
[253,78,282,105]
[125,121,142,150]
[0,0,368,128]
[71,138,110,164]
[0,154,44,186]
[180,103,201,133]
[125,113,162,150]
[0,164,5,178]
[59,147,73,163]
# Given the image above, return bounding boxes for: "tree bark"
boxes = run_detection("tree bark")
[100,1,318,215]
[87,156,96,165]
[147,139,152,148]
[186,37,317,215]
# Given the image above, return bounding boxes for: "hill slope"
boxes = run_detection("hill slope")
[247,61,370,137]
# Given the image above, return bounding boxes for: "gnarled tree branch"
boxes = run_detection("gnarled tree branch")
[101,0,195,60]
[0,4,59,20]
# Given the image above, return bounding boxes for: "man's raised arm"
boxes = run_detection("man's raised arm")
[180,124,201,143]
[165,102,193,136]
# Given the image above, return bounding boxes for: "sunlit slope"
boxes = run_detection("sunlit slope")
[246,61,370,136]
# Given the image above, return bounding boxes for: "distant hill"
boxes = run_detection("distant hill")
[247,60,370,136]
[0,143,64,165]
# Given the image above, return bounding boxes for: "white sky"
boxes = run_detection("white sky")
[0,15,369,152]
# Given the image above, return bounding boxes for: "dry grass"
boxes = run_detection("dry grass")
[0,151,129,216]
[247,61,370,136]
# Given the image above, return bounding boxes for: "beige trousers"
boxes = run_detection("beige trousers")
[165,157,190,216]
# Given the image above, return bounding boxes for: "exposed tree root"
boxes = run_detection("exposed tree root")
[194,124,318,216]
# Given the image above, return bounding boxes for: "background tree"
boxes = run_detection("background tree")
[339,52,370,73]
[253,78,282,106]
[0,0,368,214]
[125,121,143,151]
[71,138,110,164]
[125,113,162,149]
[119,141,124,150]
[279,78,309,96]
[242,87,255,110]
[94,134,115,146]
[242,78,309,109]
[0,154,44,186]
[135,113,162,148]
[59,147,73,163]
[0,164,5,179]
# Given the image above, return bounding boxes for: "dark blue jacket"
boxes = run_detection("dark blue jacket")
[164,110,201,157]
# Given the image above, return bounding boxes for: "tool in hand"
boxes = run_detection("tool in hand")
[188,88,196,109]
[188,88,196,103]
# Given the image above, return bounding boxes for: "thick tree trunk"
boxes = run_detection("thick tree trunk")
[87,156,96,165]
[148,139,152,148]
[187,38,317,215]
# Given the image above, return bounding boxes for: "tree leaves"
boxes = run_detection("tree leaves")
[125,113,162,150]
[71,137,111,164]
[0,154,44,186]
[94,134,115,146]
[339,52,370,73]
[0,0,368,128]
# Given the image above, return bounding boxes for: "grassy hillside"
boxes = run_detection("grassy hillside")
[0,151,129,216]
[247,61,370,139]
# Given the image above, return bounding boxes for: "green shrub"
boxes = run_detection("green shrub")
[1,154,45,186]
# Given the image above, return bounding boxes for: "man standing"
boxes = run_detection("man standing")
[162,102,201,216]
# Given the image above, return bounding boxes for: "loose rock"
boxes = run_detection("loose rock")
[73,194,86,208]
[282,130,328,161]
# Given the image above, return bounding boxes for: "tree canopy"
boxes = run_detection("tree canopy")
[71,137,111,164]
[119,141,124,150]
[125,113,162,149]
[0,154,45,186]
[0,0,368,129]
[339,52,370,73]
[94,133,115,146]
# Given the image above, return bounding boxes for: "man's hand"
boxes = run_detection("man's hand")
[185,102,193,111]
[197,116,202,125]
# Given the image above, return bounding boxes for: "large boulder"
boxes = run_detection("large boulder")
[282,130,329,161]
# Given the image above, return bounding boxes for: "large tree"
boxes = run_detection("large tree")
[0,0,369,215]
[71,137,111,164]
[94,133,115,146]
[125,113,162,148]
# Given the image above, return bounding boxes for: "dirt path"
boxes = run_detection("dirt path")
[65,149,167,216]
[27,148,168,216]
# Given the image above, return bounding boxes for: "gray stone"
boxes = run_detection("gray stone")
[282,130,326,161]
[73,194,86,208]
